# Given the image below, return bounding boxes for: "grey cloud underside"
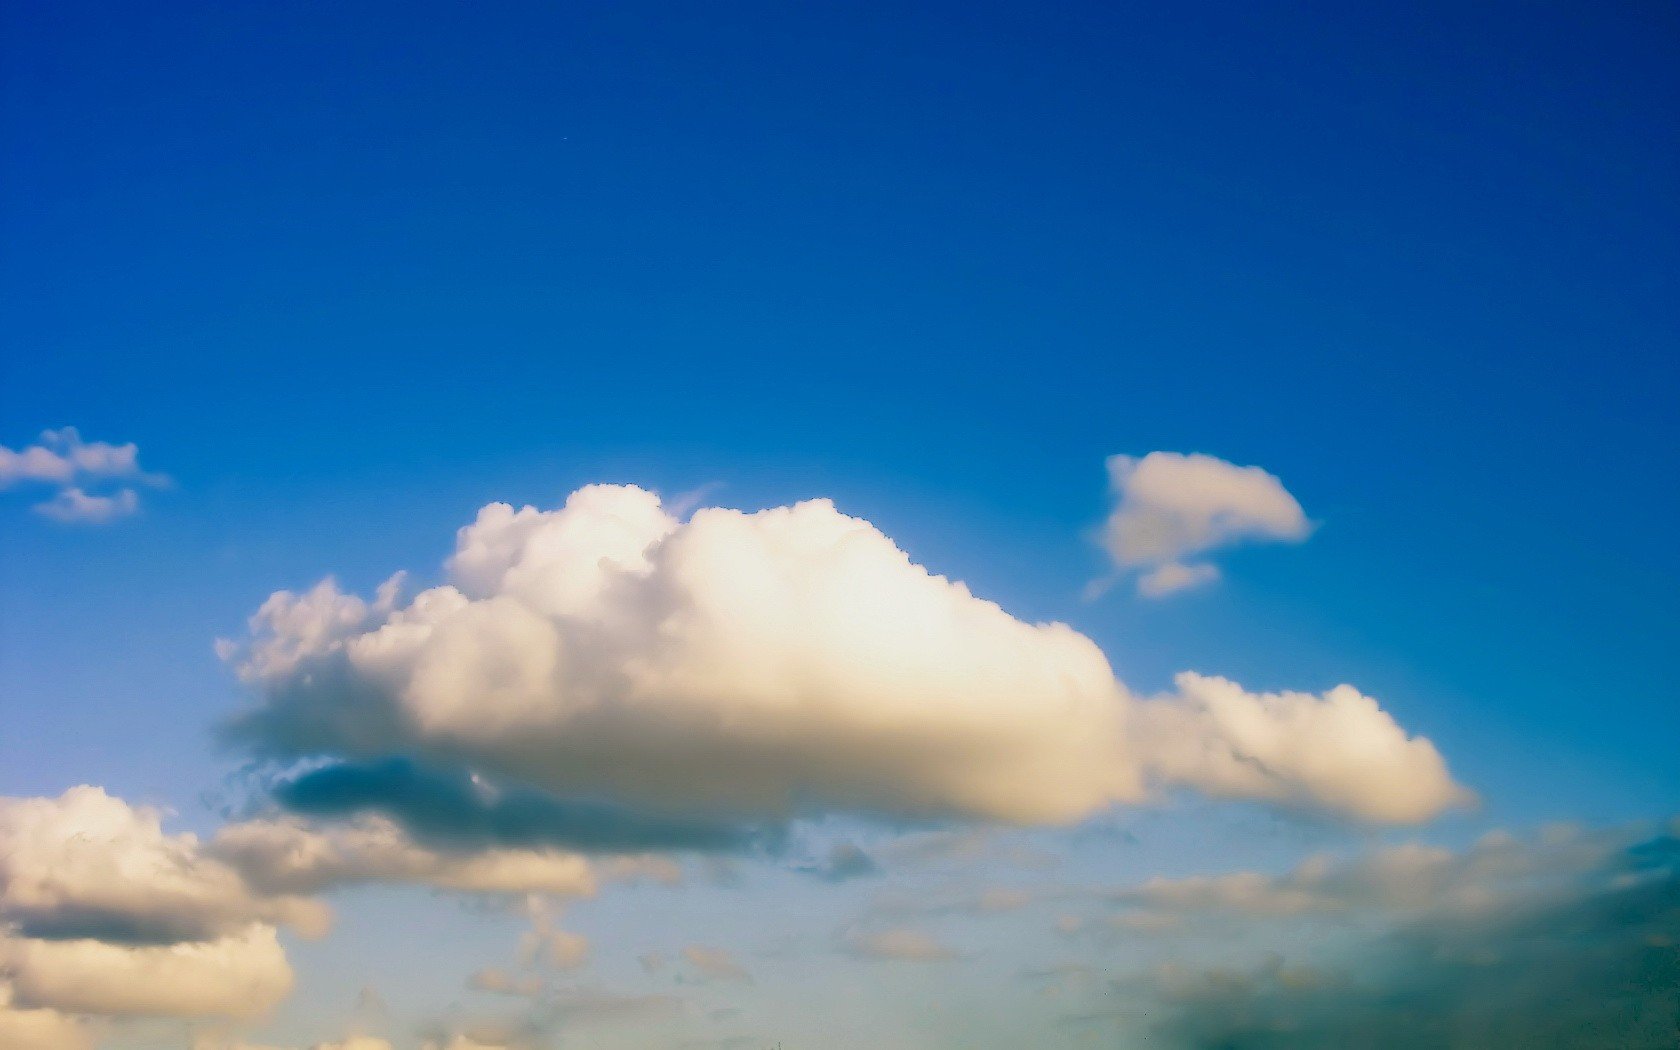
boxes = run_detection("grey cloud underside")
[1133,834,1680,1050]
[791,842,881,882]
[272,759,781,855]
[5,904,224,947]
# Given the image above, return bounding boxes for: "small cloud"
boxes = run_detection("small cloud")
[517,898,590,971]
[1135,561,1220,598]
[842,927,956,963]
[1,427,168,525]
[1095,452,1310,599]
[32,486,139,524]
[468,968,543,998]
[680,945,751,983]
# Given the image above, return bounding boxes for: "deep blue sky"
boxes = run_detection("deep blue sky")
[4,0,1678,847]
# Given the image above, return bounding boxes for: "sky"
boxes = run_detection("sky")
[1,2,1677,1048]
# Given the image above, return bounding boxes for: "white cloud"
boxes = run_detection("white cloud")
[1136,673,1471,824]
[0,787,327,944]
[211,814,596,898]
[0,427,144,486]
[226,485,1139,825]
[0,427,167,524]
[0,923,293,1019]
[223,484,1464,826]
[1099,452,1310,598]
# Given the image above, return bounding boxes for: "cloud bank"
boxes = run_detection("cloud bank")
[1109,822,1680,1048]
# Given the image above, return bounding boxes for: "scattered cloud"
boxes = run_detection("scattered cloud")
[841,926,956,962]
[468,968,544,998]
[1119,823,1680,1048]
[1096,452,1310,598]
[222,484,1462,829]
[681,944,751,983]
[32,485,140,524]
[517,897,589,971]
[0,427,167,524]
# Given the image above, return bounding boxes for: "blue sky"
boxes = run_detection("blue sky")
[2,3,1678,1048]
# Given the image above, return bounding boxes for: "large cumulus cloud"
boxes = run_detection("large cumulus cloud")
[222,484,1465,829]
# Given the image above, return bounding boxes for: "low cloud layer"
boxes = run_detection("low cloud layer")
[221,485,1464,831]
[0,427,167,524]
[1098,452,1311,597]
[1111,822,1680,1048]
